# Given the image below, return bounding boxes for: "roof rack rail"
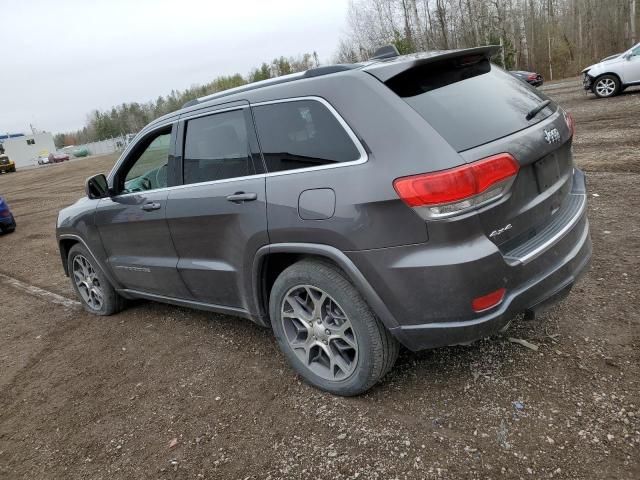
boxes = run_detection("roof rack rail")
[180,63,362,109]
[371,45,400,60]
[182,99,198,108]
[181,72,306,109]
[303,64,359,78]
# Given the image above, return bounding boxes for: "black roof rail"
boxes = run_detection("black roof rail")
[303,64,360,78]
[371,45,400,60]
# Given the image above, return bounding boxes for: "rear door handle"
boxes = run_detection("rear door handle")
[141,202,161,211]
[226,192,258,203]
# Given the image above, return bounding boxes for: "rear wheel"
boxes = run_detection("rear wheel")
[269,259,398,396]
[593,75,620,98]
[68,244,124,315]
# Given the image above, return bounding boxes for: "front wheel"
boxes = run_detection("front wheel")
[68,244,124,315]
[269,259,399,396]
[593,75,620,98]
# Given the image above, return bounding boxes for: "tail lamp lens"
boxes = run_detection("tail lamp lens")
[472,288,506,313]
[393,154,519,219]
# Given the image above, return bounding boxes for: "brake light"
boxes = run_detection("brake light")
[393,153,519,219]
[528,73,537,80]
[563,110,575,137]
[472,288,506,313]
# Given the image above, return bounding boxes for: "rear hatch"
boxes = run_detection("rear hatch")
[365,47,574,253]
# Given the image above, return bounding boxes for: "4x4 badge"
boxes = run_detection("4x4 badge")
[489,223,513,238]
[544,128,561,144]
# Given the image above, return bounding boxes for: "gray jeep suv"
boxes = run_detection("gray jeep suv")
[57,46,591,395]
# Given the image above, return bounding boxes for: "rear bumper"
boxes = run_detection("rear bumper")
[390,221,590,350]
[347,169,591,351]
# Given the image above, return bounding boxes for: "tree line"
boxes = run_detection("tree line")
[337,0,637,77]
[56,1,638,147]
[54,53,318,148]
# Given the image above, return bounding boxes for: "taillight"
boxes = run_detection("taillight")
[472,288,506,313]
[563,110,575,137]
[393,153,519,219]
[528,73,537,80]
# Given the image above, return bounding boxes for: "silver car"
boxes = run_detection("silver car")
[582,43,640,97]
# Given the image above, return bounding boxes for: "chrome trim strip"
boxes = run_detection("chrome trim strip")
[112,173,267,198]
[178,103,248,122]
[107,96,369,198]
[506,193,587,265]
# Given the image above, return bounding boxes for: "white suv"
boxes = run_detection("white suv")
[582,43,640,98]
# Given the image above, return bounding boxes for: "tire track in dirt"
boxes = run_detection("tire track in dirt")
[0,272,80,308]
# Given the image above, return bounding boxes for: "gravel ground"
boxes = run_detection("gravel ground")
[0,82,638,479]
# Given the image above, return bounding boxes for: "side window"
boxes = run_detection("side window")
[183,109,253,184]
[632,45,640,56]
[122,131,171,194]
[252,100,361,173]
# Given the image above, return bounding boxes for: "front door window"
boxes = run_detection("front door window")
[121,132,171,194]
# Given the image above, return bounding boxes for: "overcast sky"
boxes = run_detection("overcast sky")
[0,0,349,134]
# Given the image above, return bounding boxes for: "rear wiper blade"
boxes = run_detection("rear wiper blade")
[526,99,551,121]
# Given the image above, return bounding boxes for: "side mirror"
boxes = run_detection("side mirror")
[85,174,110,199]
[624,53,633,60]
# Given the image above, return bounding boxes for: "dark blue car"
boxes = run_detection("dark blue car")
[0,196,16,234]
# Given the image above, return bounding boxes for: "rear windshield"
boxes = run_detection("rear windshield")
[385,59,554,152]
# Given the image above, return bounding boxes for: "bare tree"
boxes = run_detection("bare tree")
[339,0,638,78]
[632,0,637,44]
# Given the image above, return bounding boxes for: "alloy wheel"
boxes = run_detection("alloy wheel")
[595,78,616,97]
[72,254,104,310]
[281,285,358,381]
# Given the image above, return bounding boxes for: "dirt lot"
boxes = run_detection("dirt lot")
[1,81,638,479]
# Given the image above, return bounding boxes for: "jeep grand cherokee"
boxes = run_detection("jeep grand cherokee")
[56,46,591,395]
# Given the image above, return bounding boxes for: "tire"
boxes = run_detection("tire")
[269,259,399,396]
[593,75,620,98]
[67,243,125,315]
[4,216,16,233]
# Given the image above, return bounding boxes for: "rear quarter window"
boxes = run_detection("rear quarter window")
[385,59,554,152]
[252,100,361,173]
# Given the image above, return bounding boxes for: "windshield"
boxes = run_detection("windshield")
[385,59,554,152]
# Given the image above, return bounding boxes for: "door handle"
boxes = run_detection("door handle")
[141,202,161,211]
[226,192,258,203]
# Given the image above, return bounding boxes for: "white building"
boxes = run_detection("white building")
[1,133,57,169]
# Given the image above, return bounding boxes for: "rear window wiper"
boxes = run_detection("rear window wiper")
[526,99,551,121]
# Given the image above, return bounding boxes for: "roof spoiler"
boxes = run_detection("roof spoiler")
[364,45,502,82]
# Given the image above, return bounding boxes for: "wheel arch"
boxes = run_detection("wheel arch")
[592,72,623,90]
[252,243,399,331]
[57,234,121,289]
[58,238,79,276]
